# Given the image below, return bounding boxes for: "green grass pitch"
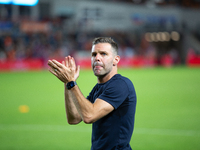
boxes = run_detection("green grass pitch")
[0,67,200,150]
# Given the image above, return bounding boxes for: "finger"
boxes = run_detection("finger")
[77,65,80,73]
[72,57,77,66]
[70,57,75,69]
[52,59,64,68]
[48,60,55,68]
[65,56,69,67]
[48,60,58,70]
[48,67,58,76]
[47,60,60,72]
[49,65,59,73]
[49,69,66,83]
[68,56,72,68]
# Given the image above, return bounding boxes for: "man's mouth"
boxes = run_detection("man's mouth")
[93,62,103,69]
[94,65,102,70]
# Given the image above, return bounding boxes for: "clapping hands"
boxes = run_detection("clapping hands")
[48,56,80,83]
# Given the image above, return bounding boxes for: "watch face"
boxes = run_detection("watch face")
[67,81,76,89]
[70,82,74,87]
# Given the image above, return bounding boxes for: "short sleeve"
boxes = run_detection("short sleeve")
[98,79,129,109]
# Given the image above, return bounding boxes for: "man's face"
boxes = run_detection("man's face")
[91,43,115,77]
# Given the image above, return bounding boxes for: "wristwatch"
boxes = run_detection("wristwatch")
[66,81,77,90]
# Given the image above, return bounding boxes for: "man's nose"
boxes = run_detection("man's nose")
[95,53,100,61]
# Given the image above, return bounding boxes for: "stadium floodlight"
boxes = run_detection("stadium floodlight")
[0,0,12,4]
[12,0,38,6]
[0,0,39,6]
[171,31,180,41]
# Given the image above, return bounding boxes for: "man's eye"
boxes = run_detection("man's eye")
[92,53,96,57]
[101,53,106,56]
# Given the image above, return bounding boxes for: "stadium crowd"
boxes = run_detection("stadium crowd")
[0,17,180,67]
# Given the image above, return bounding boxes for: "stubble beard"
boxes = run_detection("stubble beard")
[92,60,113,80]
[93,65,112,80]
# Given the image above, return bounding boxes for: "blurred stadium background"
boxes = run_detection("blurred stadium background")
[0,0,200,150]
[0,0,200,70]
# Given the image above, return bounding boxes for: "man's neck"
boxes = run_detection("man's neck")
[97,70,118,84]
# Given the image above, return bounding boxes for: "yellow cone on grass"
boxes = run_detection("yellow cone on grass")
[19,105,30,113]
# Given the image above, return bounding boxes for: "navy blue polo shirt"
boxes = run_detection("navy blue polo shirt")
[87,74,137,150]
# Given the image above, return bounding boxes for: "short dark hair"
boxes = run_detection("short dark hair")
[92,37,118,55]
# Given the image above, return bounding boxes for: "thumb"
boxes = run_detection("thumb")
[77,65,80,73]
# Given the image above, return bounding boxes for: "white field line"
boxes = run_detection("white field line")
[134,128,200,137]
[0,124,91,132]
[0,124,199,137]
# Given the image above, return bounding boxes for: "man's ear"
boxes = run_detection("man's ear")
[113,55,120,66]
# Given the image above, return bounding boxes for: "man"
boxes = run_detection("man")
[48,37,137,150]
